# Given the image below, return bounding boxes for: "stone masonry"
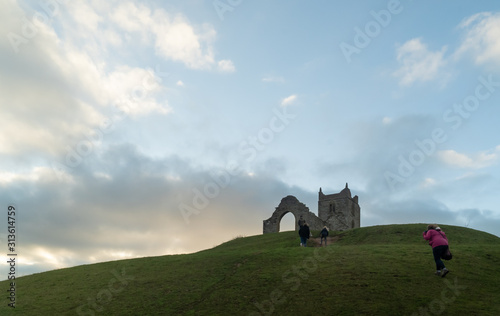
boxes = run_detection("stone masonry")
[263,183,360,233]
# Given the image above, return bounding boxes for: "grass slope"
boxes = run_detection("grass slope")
[1,224,500,315]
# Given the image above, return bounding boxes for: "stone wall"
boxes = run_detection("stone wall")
[318,184,360,230]
[263,184,361,234]
[263,196,324,233]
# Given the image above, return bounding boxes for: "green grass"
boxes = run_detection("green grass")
[1,224,499,315]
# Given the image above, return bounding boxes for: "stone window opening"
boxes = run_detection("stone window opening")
[330,203,335,213]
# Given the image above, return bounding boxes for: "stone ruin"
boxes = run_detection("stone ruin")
[263,183,360,233]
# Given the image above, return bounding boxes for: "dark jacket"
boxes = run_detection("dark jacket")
[320,228,329,237]
[299,225,310,239]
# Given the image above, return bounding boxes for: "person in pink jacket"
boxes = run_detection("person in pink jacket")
[423,224,449,277]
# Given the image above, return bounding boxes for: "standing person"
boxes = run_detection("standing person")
[423,224,450,277]
[320,226,329,246]
[299,223,310,247]
[297,215,305,228]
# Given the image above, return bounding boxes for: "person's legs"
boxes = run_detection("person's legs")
[432,245,447,271]
[300,237,307,246]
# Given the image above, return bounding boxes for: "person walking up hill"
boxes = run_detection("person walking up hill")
[423,224,450,277]
[299,223,310,247]
[320,226,329,246]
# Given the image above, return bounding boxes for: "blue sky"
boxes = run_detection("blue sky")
[2,0,500,277]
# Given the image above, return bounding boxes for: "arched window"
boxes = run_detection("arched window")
[279,212,296,232]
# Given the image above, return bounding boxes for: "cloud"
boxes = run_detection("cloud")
[108,2,154,36]
[154,17,216,69]
[455,12,500,66]
[176,80,184,86]
[0,14,104,158]
[362,196,452,225]
[281,94,298,107]
[0,0,231,162]
[361,192,500,236]
[217,59,236,73]
[454,208,500,234]
[0,143,306,276]
[393,38,448,86]
[3,0,500,281]
[103,65,171,116]
[437,146,500,169]
[0,1,179,160]
[110,2,221,70]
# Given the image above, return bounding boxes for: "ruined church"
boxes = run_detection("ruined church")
[263,183,360,233]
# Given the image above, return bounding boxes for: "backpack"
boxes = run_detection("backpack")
[320,228,328,237]
[437,231,452,260]
[441,248,453,260]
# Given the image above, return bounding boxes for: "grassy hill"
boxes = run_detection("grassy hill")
[1,224,499,315]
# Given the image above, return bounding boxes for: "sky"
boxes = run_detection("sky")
[2,0,500,278]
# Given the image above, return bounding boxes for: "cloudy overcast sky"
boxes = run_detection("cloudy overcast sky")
[2,0,500,277]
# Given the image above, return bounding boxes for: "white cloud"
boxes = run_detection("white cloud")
[393,38,448,86]
[66,1,103,34]
[104,65,170,116]
[437,147,500,169]
[217,59,236,72]
[64,1,128,52]
[0,33,105,156]
[0,170,38,185]
[0,0,177,158]
[153,15,216,69]
[176,80,184,86]
[0,166,75,187]
[110,2,219,70]
[109,2,153,35]
[110,2,233,71]
[455,12,500,66]
[382,117,392,124]
[281,94,297,107]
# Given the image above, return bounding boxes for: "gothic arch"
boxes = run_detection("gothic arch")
[263,195,324,233]
[278,211,296,232]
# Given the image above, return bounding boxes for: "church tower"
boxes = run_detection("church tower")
[318,183,360,231]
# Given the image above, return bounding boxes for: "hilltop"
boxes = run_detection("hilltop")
[1,224,499,315]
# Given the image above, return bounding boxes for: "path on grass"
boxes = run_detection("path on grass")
[308,236,339,247]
